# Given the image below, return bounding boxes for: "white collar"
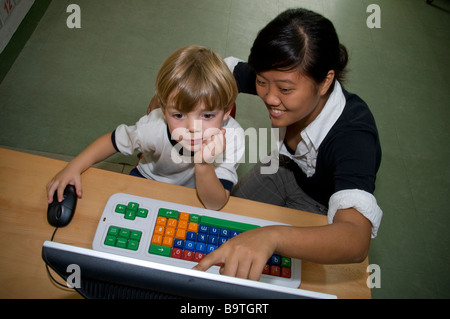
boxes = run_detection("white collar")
[276,81,346,176]
[302,81,346,151]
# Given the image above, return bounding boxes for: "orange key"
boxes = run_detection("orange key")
[187,222,198,233]
[156,217,167,227]
[177,220,188,230]
[162,236,173,247]
[179,212,190,221]
[167,218,178,228]
[154,225,165,235]
[165,227,175,237]
[151,234,162,246]
[175,228,186,240]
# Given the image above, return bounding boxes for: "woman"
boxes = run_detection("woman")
[194,8,383,281]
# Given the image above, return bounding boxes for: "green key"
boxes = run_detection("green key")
[281,257,292,268]
[104,235,116,247]
[127,240,139,251]
[189,214,200,223]
[127,202,139,211]
[149,245,171,257]
[137,208,148,218]
[119,228,130,238]
[115,204,127,214]
[158,208,179,219]
[116,237,128,249]
[107,226,120,236]
[130,230,142,241]
[125,210,136,220]
[200,216,259,233]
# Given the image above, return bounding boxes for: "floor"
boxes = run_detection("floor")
[0,0,449,299]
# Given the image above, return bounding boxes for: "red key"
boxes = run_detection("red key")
[182,250,194,261]
[171,248,182,259]
[194,252,204,262]
[270,265,281,276]
[262,264,270,275]
[281,267,291,278]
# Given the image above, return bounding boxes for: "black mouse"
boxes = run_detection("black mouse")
[47,185,77,227]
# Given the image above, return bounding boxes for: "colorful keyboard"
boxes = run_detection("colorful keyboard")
[92,193,301,288]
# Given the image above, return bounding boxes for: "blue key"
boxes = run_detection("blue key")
[197,233,207,243]
[186,232,197,241]
[218,237,228,246]
[206,245,216,254]
[199,224,209,234]
[270,254,281,266]
[195,242,206,253]
[208,235,218,245]
[173,239,184,249]
[209,226,219,236]
[220,228,230,238]
[230,230,240,238]
[184,240,195,251]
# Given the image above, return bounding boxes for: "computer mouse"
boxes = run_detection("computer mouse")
[47,185,77,227]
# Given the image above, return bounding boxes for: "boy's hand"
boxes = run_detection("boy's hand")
[46,165,83,203]
[194,128,226,164]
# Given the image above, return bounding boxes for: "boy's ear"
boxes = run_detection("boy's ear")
[222,102,235,121]
[161,108,168,121]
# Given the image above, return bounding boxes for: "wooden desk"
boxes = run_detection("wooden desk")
[0,148,371,299]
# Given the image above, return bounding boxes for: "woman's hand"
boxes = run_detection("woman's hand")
[193,226,279,281]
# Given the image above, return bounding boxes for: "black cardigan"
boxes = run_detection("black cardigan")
[233,62,381,207]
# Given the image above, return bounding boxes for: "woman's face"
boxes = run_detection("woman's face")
[255,69,332,129]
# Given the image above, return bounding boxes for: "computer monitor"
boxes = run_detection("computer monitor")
[42,241,336,299]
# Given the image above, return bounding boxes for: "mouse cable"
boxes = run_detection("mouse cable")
[45,227,75,290]
[50,227,58,241]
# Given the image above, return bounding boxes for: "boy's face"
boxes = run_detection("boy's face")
[162,102,232,153]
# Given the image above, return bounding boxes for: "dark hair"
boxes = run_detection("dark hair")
[248,8,348,90]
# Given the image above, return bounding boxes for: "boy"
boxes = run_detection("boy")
[47,46,244,210]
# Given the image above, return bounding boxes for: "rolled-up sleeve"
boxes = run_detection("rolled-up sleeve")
[327,189,383,238]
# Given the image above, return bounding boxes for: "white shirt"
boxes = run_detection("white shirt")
[277,82,382,238]
[114,109,245,189]
[279,81,346,177]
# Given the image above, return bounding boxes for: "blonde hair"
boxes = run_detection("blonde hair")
[155,45,238,113]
